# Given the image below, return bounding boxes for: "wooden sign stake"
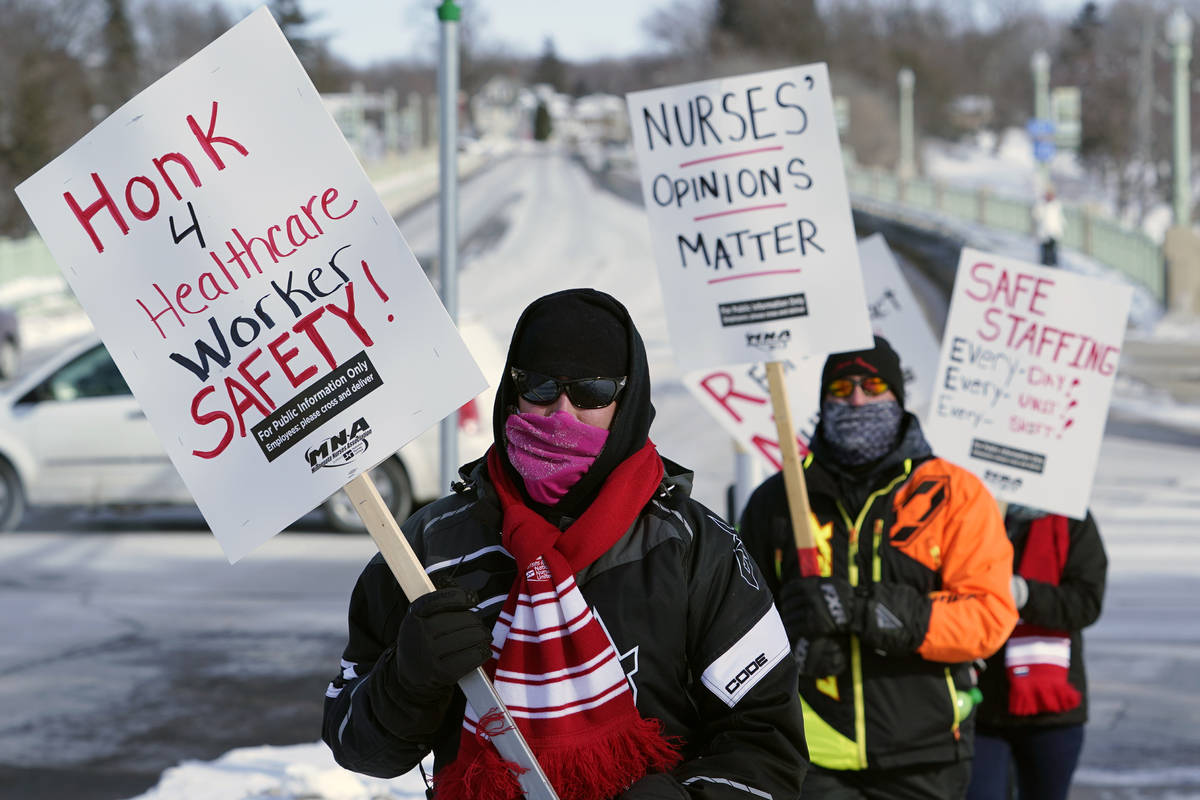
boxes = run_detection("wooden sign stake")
[342,473,560,800]
[765,361,820,577]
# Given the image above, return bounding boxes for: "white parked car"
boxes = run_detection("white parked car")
[0,320,502,532]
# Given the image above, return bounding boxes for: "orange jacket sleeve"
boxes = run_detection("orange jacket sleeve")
[899,460,1018,664]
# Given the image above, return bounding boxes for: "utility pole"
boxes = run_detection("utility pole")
[1135,11,1155,216]
[1168,7,1193,227]
[437,0,460,494]
[898,68,916,179]
[1031,50,1051,189]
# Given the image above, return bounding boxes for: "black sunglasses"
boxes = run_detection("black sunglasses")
[510,368,627,410]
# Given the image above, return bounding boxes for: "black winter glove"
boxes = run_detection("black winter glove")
[392,586,493,698]
[617,772,689,799]
[778,576,856,639]
[792,635,849,677]
[853,582,932,656]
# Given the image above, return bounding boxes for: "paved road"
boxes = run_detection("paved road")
[0,511,377,800]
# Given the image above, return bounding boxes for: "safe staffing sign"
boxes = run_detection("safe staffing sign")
[626,63,872,370]
[923,248,1131,518]
[15,7,485,561]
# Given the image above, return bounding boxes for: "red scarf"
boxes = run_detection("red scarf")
[433,443,681,800]
[1005,514,1082,716]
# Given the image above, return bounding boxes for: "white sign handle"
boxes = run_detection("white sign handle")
[765,362,820,577]
[342,474,560,800]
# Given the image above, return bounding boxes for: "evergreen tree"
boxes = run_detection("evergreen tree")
[270,0,317,65]
[101,0,140,110]
[532,37,566,92]
[533,101,552,141]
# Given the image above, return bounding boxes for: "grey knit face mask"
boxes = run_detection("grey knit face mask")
[820,400,903,466]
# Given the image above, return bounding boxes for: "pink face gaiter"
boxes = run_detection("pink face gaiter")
[504,411,609,505]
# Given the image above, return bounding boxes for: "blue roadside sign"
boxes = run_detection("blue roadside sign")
[1027,118,1055,138]
[1028,118,1056,162]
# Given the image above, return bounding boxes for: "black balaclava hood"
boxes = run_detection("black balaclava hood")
[493,288,655,518]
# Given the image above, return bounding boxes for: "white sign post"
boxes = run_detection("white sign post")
[683,234,940,473]
[15,11,560,796]
[923,248,1132,518]
[627,64,872,574]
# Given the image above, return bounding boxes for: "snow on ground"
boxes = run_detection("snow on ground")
[126,744,429,800]
[922,127,1178,243]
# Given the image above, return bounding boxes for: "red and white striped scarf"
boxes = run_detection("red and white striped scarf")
[433,443,681,800]
[1005,514,1082,716]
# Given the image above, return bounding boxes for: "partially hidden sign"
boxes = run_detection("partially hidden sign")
[15,7,485,562]
[683,234,940,472]
[626,63,872,370]
[923,248,1131,518]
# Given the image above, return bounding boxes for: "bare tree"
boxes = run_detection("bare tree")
[100,0,141,110]
[1055,0,1171,218]
[0,0,96,236]
[711,0,826,62]
[138,0,234,80]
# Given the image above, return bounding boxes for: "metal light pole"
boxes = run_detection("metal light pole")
[1031,50,1051,187]
[1168,8,1193,227]
[898,68,916,179]
[437,0,460,494]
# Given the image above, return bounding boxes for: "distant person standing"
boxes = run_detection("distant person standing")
[1032,188,1064,267]
[966,505,1107,800]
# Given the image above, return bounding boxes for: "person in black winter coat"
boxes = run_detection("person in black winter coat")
[966,505,1107,800]
[322,288,808,800]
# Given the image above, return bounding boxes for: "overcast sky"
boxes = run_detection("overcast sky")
[222,0,1100,69]
[237,0,670,66]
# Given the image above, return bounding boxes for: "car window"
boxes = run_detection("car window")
[44,344,132,401]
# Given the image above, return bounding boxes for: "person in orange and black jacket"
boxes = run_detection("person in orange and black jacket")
[739,335,1018,799]
[966,505,1107,800]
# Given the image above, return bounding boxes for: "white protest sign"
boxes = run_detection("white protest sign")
[626,63,872,371]
[923,248,1131,518]
[683,234,940,471]
[857,234,940,417]
[15,7,485,562]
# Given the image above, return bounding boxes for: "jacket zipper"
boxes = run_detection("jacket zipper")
[839,461,913,769]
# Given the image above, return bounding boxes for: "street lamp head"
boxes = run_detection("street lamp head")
[898,68,915,89]
[1167,8,1193,47]
[1031,50,1050,74]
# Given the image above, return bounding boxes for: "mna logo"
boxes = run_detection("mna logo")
[305,417,372,473]
[745,329,791,353]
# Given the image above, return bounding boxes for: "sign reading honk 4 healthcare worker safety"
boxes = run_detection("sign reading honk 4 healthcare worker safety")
[15,7,485,562]
[626,63,872,371]
[683,234,940,471]
[923,248,1131,518]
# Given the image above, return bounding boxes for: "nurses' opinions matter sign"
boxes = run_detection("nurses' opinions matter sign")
[923,248,1131,518]
[626,63,872,370]
[15,7,486,562]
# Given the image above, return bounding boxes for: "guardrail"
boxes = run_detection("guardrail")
[0,235,66,309]
[845,165,1166,304]
[1,156,1168,310]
